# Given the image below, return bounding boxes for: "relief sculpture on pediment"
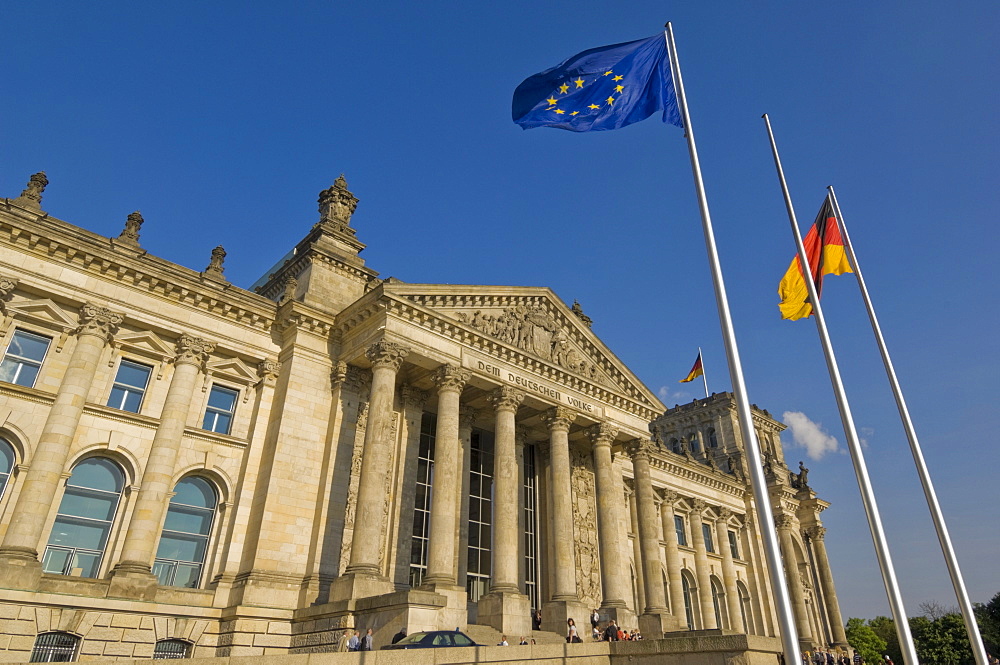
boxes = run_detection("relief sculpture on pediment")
[457,305,603,382]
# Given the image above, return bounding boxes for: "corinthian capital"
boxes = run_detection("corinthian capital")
[174,334,215,367]
[661,488,680,505]
[77,303,123,343]
[433,364,470,393]
[625,437,656,461]
[365,340,409,371]
[488,385,525,413]
[717,507,734,523]
[257,360,282,386]
[773,513,795,530]
[690,498,707,514]
[0,275,18,314]
[805,525,826,541]
[541,406,574,432]
[587,422,619,446]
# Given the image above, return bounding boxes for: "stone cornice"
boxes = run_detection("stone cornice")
[335,286,663,422]
[644,451,749,498]
[654,392,787,434]
[0,204,277,333]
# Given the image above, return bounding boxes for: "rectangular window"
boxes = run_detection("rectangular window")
[523,444,539,610]
[728,530,740,559]
[409,413,435,588]
[466,428,494,602]
[702,523,715,553]
[0,329,51,388]
[107,360,152,413]
[675,515,687,546]
[202,385,238,434]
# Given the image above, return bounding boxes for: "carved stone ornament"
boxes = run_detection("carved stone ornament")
[456,305,602,382]
[317,174,359,233]
[488,385,525,413]
[12,172,48,210]
[401,384,427,410]
[76,303,123,342]
[204,245,226,277]
[433,364,470,393]
[174,333,215,367]
[117,211,143,246]
[625,437,656,461]
[773,513,795,530]
[717,507,734,523]
[570,300,593,328]
[541,406,574,432]
[690,498,707,514]
[0,275,18,314]
[279,276,297,304]
[344,364,371,396]
[330,360,348,387]
[805,525,826,541]
[257,360,281,386]
[459,407,478,430]
[586,422,619,446]
[661,488,679,506]
[365,340,409,371]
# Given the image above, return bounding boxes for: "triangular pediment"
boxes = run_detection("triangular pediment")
[206,357,258,385]
[382,284,665,413]
[116,330,174,359]
[7,298,77,330]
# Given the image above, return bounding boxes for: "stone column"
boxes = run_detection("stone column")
[0,303,121,589]
[339,341,408,596]
[109,334,214,599]
[478,386,530,636]
[422,365,468,586]
[689,500,719,629]
[807,526,847,646]
[775,514,813,645]
[659,490,687,630]
[539,406,585,632]
[587,423,628,611]
[628,438,670,637]
[715,509,744,631]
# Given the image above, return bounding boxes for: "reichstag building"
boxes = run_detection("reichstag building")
[0,173,846,659]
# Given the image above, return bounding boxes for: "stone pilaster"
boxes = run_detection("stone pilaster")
[422,365,468,586]
[0,303,121,589]
[109,334,214,599]
[659,490,687,630]
[587,423,628,610]
[807,526,847,646]
[627,438,670,637]
[336,340,408,598]
[715,509,744,631]
[689,500,719,629]
[478,386,529,636]
[775,514,813,647]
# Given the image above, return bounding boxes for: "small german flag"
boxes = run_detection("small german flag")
[778,196,853,320]
[679,352,703,383]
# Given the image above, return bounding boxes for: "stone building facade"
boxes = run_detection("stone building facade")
[0,173,845,661]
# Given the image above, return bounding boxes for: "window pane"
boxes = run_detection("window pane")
[41,547,71,574]
[153,560,174,586]
[1,360,40,387]
[10,330,50,360]
[48,517,109,550]
[69,458,124,492]
[61,488,119,521]
[164,505,213,534]
[210,412,232,434]
[0,439,13,473]
[207,386,237,410]
[172,563,202,588]
[172,477,216,509]
[72,550,101,578]
[115,361,151,389]
[156,533,207,563]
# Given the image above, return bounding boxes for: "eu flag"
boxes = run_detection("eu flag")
[512,34,683,132]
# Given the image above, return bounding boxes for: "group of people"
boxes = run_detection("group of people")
[335,628,375,652]
[496,636,536,645]
[802,647,865,665]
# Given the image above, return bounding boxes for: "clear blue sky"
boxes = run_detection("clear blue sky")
[3,1,997,622]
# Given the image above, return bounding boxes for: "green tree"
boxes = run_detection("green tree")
[909,613,975,665]
[869,616,902,665]
[847,617,887,665]
[974,591,1000,656]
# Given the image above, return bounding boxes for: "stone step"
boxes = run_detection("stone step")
[463,623,566,646]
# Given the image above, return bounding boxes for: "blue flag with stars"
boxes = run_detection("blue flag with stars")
[512,34,682,132]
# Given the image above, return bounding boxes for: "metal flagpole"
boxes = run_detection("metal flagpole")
[828,186,988,665]
[762,114,919,664]
[663,25,802,664]
[699,347,709,398]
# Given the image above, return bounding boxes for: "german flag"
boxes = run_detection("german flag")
[778,196,853,320]
[679,352,703,383]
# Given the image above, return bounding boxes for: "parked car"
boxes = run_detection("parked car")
[381,630,480,649]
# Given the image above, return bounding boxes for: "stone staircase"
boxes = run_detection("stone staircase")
[463,623,566,647]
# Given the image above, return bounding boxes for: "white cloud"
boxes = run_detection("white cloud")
[859,427,874,449]
[658,385,690,405]
[782,411,840,460]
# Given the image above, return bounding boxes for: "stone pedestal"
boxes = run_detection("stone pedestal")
[0,548,42,590]
[106,565,158,601]
[478,590,531,636]
[599,606,637,631]
[638,612,671,639]
[541,599,590,635]
[419,583,468,631]
[330,570,395,603]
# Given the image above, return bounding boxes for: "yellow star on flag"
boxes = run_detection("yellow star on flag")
[603,70,613,76]
[588,104,600,109]
[559,83,569,94]
[606,96,615,104]
[570,111,579,115]
[574,78,585,88]
[612,75,623,81]
[554,109,565,114]
[615,85,624,93]
[546,97,558,105]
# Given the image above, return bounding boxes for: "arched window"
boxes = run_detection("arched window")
[681,570,697,629]
[688,433,700,455]
[153,639,191,659]
[42,458,124,578]
[153,477,217,588]
[708,429,718,449]
[0,437,15,501]
[711,576,727,629]
[29,632,79,662]
[669,438,681,454]
[737,580,754,634]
